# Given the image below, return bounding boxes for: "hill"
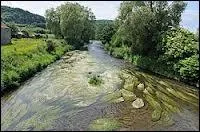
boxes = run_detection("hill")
[1,6,45,26]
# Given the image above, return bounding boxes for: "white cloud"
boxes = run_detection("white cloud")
[1,1,121,20]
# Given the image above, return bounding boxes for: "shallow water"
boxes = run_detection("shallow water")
[1,41,199,131]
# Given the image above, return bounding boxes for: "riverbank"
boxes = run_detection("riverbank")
[1,38,72,93]
[104,44,199,88]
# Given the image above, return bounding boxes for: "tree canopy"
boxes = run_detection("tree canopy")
[45,2,96,49]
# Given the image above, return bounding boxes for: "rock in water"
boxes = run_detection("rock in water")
[132,98,144,108]
[113,97,124,103]
[123,83,134,92]
[121,89,137,102]
[137,83,145,91]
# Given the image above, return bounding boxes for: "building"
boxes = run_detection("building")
[1,23,11,45]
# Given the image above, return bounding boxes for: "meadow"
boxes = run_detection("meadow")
[1,38,72,92]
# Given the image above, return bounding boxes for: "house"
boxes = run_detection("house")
[1,23,11,45]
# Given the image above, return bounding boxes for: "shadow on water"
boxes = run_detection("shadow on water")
[1,40,199,131]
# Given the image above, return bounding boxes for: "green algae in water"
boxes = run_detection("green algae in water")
[88,75,103,86]
[15,106,60,131]
[152,110,162,122]
[157,111,175,127]
[155,91,180,110]
[1,100,28,130]
[100,90,122,103]
[88,118,121,131]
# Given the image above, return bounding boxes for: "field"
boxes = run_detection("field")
[1,38,72,91]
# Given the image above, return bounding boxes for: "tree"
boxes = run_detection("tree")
[98,23,115,44]
[110,1,187,56]
[59,2,95,48]
[45,8,62,38]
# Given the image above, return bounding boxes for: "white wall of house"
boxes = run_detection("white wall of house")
[1,28,11,45]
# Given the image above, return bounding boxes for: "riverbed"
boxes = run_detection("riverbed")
[1,41,199,131]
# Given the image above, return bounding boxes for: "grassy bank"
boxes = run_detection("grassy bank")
[1,38,72,92]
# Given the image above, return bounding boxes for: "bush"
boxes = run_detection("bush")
[175,55,199,81]
[88,75,103,86]
[160,28,198,62]
[46,40,56,53]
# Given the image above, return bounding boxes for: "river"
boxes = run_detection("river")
[1,41,199,131]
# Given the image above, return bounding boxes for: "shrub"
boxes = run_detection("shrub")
[47,41,57,54]
[175,55,199,81]
[88,75,103,86]
[160,28,198,62]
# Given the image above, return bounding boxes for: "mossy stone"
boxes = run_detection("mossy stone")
[112,97,124,103]
[123,83,134,92]
[121,89,137,102]
[137,83,145,91]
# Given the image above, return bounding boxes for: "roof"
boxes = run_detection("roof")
[1,23,9,28]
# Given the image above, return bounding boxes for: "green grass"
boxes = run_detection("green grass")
[1,38,72,92]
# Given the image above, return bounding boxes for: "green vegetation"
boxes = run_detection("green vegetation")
[101,1,199,86]
[88,118,121,131]
[88,75,103,86]
[95,20,114,42]
[1,6,45,28]
[45,2,95,49]
[1,38,72,91]
[95,22,115,44]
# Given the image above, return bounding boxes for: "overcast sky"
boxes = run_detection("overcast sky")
[1,1,199,32]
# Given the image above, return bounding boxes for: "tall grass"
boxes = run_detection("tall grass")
[1,38,72,92]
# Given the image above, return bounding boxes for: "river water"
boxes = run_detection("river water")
[1,41,199,131]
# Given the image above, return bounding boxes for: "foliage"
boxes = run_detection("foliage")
[159,28,198,62]
[7,22,19,37]
[175,55,199,82]
[45,8,62,38]
[1,38,72,91]
[95,20,114,40]
[96,23,115,44]
[109,1,187,56]
[104,1,198,86]
[1,6,45,25]
[46,40,56,53]
[88,75,103,86]
[45,2,96,49]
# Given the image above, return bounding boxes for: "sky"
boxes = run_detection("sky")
[1,1,199,32]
